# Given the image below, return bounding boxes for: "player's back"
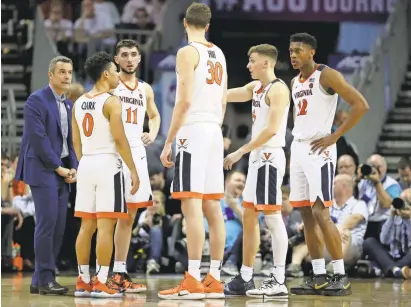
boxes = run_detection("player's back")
[75,92,117,155]
[183,42,227,125]
[291,64,338,141]
[113,79,147,148]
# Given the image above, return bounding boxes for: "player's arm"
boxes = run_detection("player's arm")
[290,77,296,124]
[227,81,257,103]
[104,96,137,173]
[222,72,228,120]
[240,82,290,154]
[320,67,370,139]
[164,46,198,144]
[144,83,161,141]
[71,104,83,161]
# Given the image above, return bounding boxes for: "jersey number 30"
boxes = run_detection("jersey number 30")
[297,99,308,116]
[206,61,223,86]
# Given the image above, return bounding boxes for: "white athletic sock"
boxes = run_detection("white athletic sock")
[96,259,99,271]
[209,260,222,281]
[312,258,326,275]
[97,266,110,284]
[78,265,90,283]
[113,261,127,273]
[265,214,288,284]
[188,260,201,281]
[240,265,253,282]
[332,259,345,275]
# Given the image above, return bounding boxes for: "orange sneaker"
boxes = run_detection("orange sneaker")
[74,276,93,297]
[202,273,224,299]
[158,272,205,300]
[111,272,147,293]
[91,276,123,298]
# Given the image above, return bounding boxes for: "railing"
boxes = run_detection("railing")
[1,88,18,154]
[343,0,410,162]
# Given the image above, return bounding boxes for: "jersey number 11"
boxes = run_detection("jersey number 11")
[126,107,138,124]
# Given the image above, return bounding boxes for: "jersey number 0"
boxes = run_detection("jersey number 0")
[206,61,223,86]
[82,113,94,137]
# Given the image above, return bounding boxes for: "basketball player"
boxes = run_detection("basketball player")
[72,52,139,297]
[110,39,160,292]
[158,2,227,300]
[288,33,369,296]
[223,44,290,299]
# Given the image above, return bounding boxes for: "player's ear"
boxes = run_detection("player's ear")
[183,18,187,28]
[205,24,209,32]
[311,49,316,58]
[114,55,119,65]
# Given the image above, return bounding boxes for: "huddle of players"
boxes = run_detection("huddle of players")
[71,2,369,300]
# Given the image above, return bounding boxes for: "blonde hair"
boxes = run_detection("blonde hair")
[248,44,278,62]
[153,190,166,216]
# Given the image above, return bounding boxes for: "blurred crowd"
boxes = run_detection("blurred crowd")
[2,106,411,279]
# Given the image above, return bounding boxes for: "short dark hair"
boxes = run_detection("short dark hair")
[248,44,278,62]
[84,52,113,83]
[398,156,411,169]
[290,33,317,50]
[115,39,141,55]
[185,2,211,28]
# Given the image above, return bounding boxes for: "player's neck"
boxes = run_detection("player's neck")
[92,82,110,94]
[187,30,208,45]
[299,62,317,79]
[259,72,277,88]
[119,72,137,84]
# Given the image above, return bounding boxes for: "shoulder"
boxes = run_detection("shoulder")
[142,81,154,95]
[246,80,260,91]
[319,65,342,81]
[268,79,290,95]
[290,77,296,89]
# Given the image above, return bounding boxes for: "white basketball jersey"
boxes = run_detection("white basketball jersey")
[113,79,147,147]
[251,79,289,148]
[181,42,227,125]
[291,64,338,141]
[75,92,117,155]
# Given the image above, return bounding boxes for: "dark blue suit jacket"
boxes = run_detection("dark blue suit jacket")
[15,85,78,187]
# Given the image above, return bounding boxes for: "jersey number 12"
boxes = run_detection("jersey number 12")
[297,99,308,116]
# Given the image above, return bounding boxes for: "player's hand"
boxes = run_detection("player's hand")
[160,143,174,168]
[310,134,339,154]
[14,212,23,230]
[55,166,71,178]
[224,149,244,170]
[65,169,77,183]
[130,170,140,195]
[141,132,154,146]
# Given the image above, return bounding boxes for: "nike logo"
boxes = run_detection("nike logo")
[141,156,145,160]
[314,282,328,290]
[206,282,213,287]
[252,160,257,164]
[343,283,351,290]
[178,292,189,296]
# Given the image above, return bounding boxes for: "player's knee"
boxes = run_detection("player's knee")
[80,219,97,236]
[243,207,259,220]
[311,199,329,221]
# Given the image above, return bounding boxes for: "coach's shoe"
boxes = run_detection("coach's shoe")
[91,276,123,298]
[224,274,255,296]
[30,284,39,294]
[246,274,288,300]
[202,273,224,298]
[112,272,147,293]
[290,274,331,295]
[322,274,351,296]
[158,272,205,300]
[74,276,93,297]
[39,281,68,295]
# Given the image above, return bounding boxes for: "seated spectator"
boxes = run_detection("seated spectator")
[94,0,120,25]
[118,8,155,44]
[286,174,368,276]
[74,0,115,51]
[150,0,166,25]
[67,82,85,103]
[337,154,358,198]
[282,186,302,239]
[397,156,411,190]
[44,4,73,56]
[363,188,411,279]
[358,154,402,241]
[41,0,73,20]
[121,0,152,24]
[1,154,13,205]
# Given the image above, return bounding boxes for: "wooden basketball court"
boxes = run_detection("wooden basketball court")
[2,273,411,307]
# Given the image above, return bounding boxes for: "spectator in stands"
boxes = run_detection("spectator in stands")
[94,0,120,25]
[358,154,402,241]
[338,154,358,198]
[150,0,166,25]
[2,154,14,205]
[282,186,302,239]
[121,0,152,24]
[67,83,85,103]
[1,202,23,272]
[41,0,73,21]
[363,188,411,279]
[74,0,115,52]
[44,4,73,56]
[397,156,411,190]
[287,174,368,276]
[333,109,359,166]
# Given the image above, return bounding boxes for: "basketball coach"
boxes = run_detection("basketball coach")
[15,56,78,295]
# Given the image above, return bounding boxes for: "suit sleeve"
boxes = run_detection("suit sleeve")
[24,95,62,169]
[66,100,79,169]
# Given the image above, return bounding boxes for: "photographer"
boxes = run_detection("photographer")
[397,156,411,190]
[357,154,402,241]
[363,189,411,279]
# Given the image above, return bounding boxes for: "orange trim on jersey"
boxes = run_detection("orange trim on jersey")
[298,64,320,83]
[242,201,254,209]
[254,204,282,212]
[172,192,203,199]
[120,78,138,91]
[127,201,153,209]
[203,193,224,200]
[74,211,97,219]
[290,200,311,207]
[96,212,129,219]
[311,200,333,208]
[256,85,264,94]
[192,41,214,48]
[85,92,107,99]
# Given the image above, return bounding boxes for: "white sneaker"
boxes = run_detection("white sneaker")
[246,274,288,300]
[146,259,160,275]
